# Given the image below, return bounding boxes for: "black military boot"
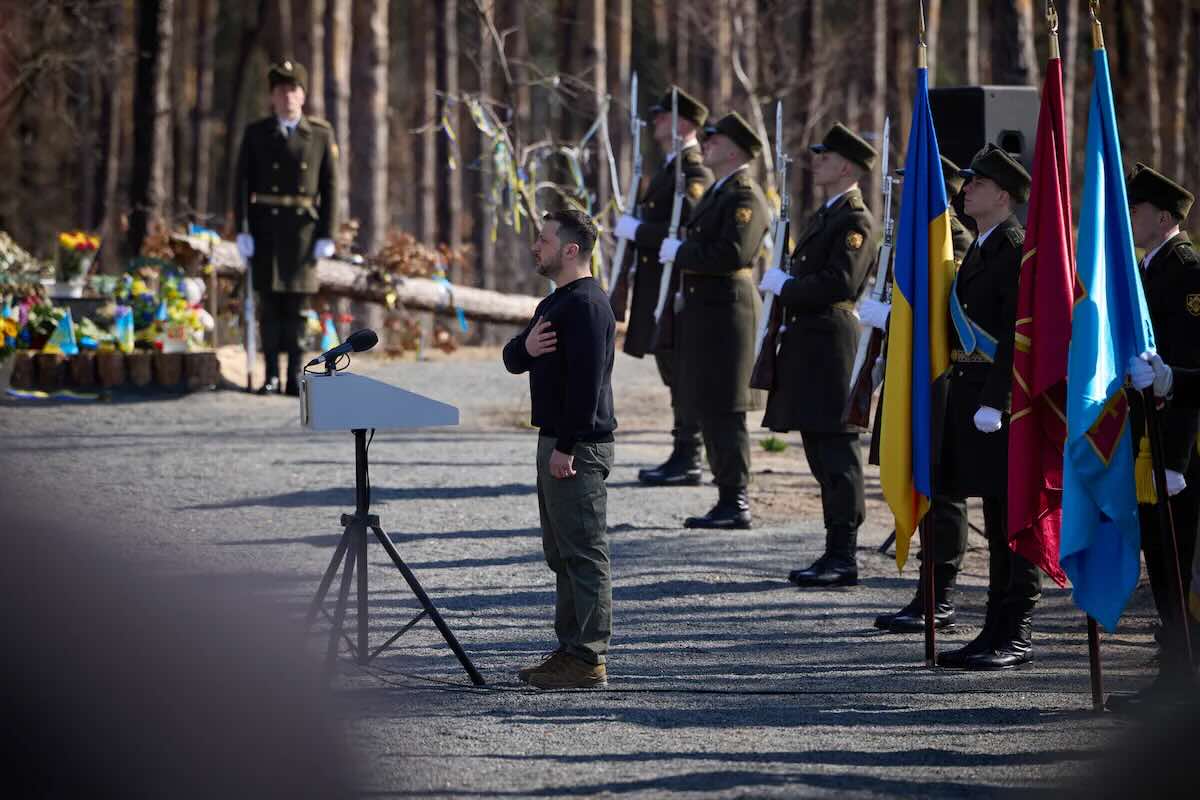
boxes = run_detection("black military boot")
[683,486,751,529]
[964,607,1033,670]
[875,564,958,632]
[285,351,303,397]
[257,352,281,395]
[638,441,703,486]
[789,531,858,588]
[937,602,1001,668]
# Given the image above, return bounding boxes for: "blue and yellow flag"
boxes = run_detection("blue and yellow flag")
[320,317,340,352]
[114,305,135,354]
[1059,45,1156,631]
[42,308,79,356]
[880,65,957,569]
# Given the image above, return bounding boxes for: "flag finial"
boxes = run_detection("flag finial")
[1089,0,1104,49]
[1047,0,1060,59]
[918,1,928,68]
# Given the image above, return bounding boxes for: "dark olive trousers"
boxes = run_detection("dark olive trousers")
[654,351,701,448]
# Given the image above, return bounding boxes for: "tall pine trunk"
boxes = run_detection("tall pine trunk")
[1139,0,1162,169]
[296,0,326,118]
[324,0,351,226]
[349,0,388,255]
[127,0,174,256]
[436,0,462,269]
[190,0,216,219]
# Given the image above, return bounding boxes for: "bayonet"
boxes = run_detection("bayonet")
[653,87,684,322]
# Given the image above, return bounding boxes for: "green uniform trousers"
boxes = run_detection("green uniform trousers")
[654,351,702,447]
[536,436,614,665]
[700,411,750,489]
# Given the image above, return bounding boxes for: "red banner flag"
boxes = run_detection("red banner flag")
[1008,55,1075,587]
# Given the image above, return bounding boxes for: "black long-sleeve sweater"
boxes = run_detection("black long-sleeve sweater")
[503,276,617,454]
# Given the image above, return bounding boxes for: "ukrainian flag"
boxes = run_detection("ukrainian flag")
[880,64,956,569]
[1059,45,1156,631]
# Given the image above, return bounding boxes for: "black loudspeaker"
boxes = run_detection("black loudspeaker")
[930,85,1040,222]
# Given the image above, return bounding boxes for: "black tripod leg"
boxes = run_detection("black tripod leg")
[356,523,370,666]
[305,530,352,630]
[372,526,486,686]
[324,541,358,676]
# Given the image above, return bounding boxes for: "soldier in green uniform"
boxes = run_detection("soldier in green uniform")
[233,60,339,396]
[1108,165,1200,712]
[863,156,974,629]
[933,145,1040,670]
[612,88,714,486]
[658,113,770,528]
[758,123,878,587]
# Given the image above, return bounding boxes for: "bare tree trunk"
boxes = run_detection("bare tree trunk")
[927,0,942,84]
[170,0,194,221]
[888,0,913,172]
[96,1,125,271]
[611,0,633,204]
[77,72,96,231]
[991,0,1038,86]
[966,0,980,84]
[586,0,608,220]
[797,0,824,212]
[191,0,216,220]
[714,1,733,110]
[1171,2,1192,180]
[478,0,496,294]
[264,0,294,61]
[295,0,326,118]
[1189,6,1200,194]
[651,0,669,88]
[1138,0,1162,169]
[349,0,388,254]
[870,0,887,215]
[412,1,437,245]
[220,0,269,224]
[127,0,174,256]
[436,0,462,271]
[674,7,689,83]
[324,0,351,225]
[556,0,578,143]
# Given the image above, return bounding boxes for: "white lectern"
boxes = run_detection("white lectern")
[299,372,484,685]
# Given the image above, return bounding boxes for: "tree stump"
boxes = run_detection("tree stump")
[154,352,184,388]
[96,351,127,387]
[68,352,97,387]
[127,352,153,387]
[10,352,35,389]
[184,351,219,391]
[35,353,66,391]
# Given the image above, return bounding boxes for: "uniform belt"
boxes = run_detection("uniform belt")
[785,300,856,323]
[950,348,991,364]
[681,267,753,278]
[249,192,316,209]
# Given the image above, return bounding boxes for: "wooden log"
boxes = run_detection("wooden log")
[154,352,184,388]
[35,353,66,391]
[127,352,153,387]
[175,234,542,325]
[69,352,97,387]
[184,351,219,391]
[11,351,35,389]
[96,351,127,387]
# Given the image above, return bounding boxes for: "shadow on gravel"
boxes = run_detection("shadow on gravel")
[181,482,536,509]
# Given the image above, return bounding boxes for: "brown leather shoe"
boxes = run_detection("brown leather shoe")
[526,652,607,689]
[517,649,564,683]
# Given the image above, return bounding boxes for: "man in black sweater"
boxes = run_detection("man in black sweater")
[503,208,617,690]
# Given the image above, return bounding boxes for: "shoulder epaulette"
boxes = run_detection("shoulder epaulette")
[847,193,867,212]
[306,116,332,129]
[1175,244,1199,266]
[1004,226,1025,247]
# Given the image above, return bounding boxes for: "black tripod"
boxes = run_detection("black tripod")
[305,428,485,685]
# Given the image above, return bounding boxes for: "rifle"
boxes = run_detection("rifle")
[608,72,643,322]
[240,187,258,393]
[651,88,684,344]
[843,116,896,428]
[749,101,791,391]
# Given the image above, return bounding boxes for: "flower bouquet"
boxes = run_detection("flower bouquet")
[56,231,101,296]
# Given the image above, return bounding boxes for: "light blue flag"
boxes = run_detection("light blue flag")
[1059,47,1157,631]
[42,308,79,356]
[320,317,339,352]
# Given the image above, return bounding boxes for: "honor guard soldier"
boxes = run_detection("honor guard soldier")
[612,88,714,486]
[658,112,771,528]
[864,156,974,629]
[758,123,878,587]
[234,60,339,396]
[1108,165,1200,712]
[934,145,1041,670]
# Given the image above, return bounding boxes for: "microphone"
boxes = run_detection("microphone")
[306,328,379,368]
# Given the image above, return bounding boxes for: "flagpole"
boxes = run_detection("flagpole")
[916,0,937,668]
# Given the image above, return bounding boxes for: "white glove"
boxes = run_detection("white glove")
[614,215,640,240]
[236,233,255,259]
[1128,354,1155,390]
[973,405,1003,433]
[758,267,790,296]
[658,237,683,263]
[313,238,335,259]
[1166,469,1187,496]
[858,298,891,331]
[871,355,885,388]
[1149,353,1174,398]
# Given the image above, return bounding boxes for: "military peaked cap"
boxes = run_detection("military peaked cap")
[648,87,709,128]
[896,155,965,196]
[1128,162,1194,219]
[809,122,877,171]
[960,144,1031,203]
[268,59,308,91]
[702,112,762,158]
